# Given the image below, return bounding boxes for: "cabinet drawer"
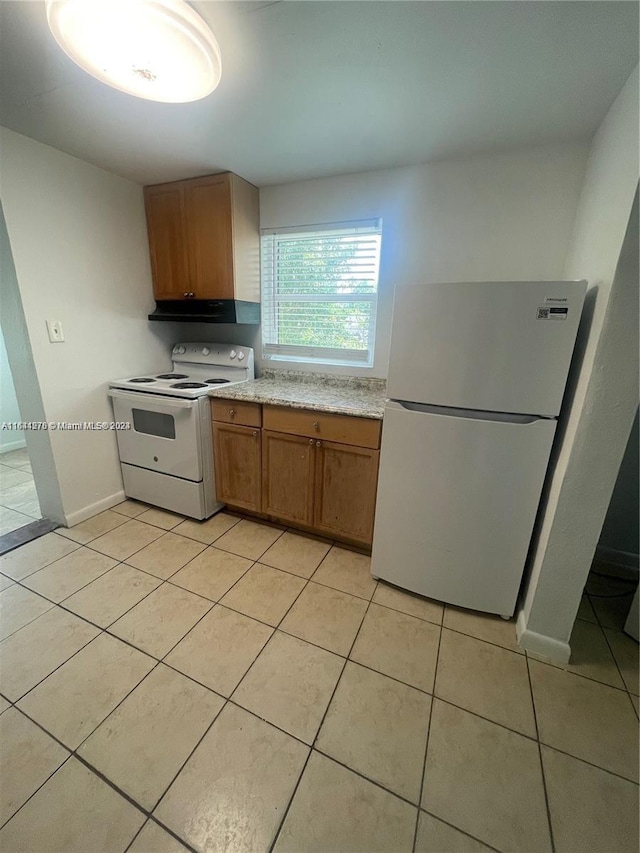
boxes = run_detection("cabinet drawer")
[263,405,381,449]
[211,400,262,427]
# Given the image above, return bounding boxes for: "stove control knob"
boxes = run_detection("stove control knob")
[202,347,210,356]
[176,346,186,355]
[229,350,237,359]
[237,351,245,361]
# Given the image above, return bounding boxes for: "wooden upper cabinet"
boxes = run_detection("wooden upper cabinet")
[143,171,259,302]
[184,174,234,299]
[144,185,188,299]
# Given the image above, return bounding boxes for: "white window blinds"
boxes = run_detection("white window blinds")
[261,219,382,366]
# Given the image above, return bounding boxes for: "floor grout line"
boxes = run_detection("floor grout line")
[0,751,74,833]
[4,624,101,707]
[5,562,636,756]
[226,548,333,711]
[120,540,340,850]
[267,571,377,853]
[311,745,422,809]
[11,569,629,753]
[598,615,636,698]
[7,684,203,853]
[72,750,200,853]
[536,741,640,787]
[525,647,633,694]
[2,516,256,641]
[412,616,443,852]
[525,651,556,853]
[2,535,638,850]
[122,820,148,853]
[418,808,503,852]
[4,657,639,852]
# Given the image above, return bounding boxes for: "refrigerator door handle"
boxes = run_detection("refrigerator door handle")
[390,400,554,425]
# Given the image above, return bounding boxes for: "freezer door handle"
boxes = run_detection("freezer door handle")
[391,400,553,425]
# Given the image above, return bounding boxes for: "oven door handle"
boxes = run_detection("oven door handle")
[108,389,197,410]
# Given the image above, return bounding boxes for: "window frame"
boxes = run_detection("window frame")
[260,219,382,368]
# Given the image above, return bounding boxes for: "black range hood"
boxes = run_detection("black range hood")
[148,299,260,324]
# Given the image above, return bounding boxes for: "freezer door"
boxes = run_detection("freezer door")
[387,280,586,417]
[371,401,557,616]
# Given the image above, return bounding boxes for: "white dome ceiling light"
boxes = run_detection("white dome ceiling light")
[45,0,222,103]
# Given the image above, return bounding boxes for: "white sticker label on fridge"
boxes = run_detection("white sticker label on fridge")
[537,306,568,320]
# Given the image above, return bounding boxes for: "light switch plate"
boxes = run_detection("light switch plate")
[46,319,65,343]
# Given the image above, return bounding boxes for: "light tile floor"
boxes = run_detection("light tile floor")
[0,447,41,535]
[0,502,637,853]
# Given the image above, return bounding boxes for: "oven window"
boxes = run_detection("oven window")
[132,408,176,439]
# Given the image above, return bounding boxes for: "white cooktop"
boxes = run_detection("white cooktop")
[109,343,255,399]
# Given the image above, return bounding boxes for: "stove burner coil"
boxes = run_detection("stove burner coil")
[128,377,156,383]
[156,373,188,380]
[205,378,231,384]
[170,382,208,389]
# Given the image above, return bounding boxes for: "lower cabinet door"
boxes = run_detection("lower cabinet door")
[314,439,380,544]
[262,430,315,526]
[212,422,261,512]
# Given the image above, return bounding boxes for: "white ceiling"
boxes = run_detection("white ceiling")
[0,1,637,187]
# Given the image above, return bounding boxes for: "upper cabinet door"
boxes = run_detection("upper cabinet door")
[144,185,188,299]
[183,174,234,300]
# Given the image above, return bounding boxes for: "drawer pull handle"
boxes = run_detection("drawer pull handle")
[309,438,314,445]
[229,409,235,417]
[313,421,320,431]
[316,440,322,447]
[253,430,258,438]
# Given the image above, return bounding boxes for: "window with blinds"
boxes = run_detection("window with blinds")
[260,219,382,366]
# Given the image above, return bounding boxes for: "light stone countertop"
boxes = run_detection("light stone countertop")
[208,369,387,419]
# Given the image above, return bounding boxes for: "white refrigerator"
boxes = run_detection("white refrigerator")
[371,280,586,617]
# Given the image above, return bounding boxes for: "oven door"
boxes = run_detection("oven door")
[109,389,203,482]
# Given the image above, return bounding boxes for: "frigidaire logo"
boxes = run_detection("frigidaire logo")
[546,297,568,303]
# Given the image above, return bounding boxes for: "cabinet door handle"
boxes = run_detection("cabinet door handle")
[183,292,189,298]
[316,440,322,447]
[308,438,314,445]
[229,409,235,418]
[253,430,258,438]
[313,421,320,431]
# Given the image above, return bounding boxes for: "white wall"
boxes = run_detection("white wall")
[0,325,25,453]
[518,67,640,660]
[598,409,639,569]
[0,127,177,525]
[259,142,588,376]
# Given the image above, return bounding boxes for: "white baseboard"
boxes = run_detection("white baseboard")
[516,610,571,664]
[0,438,27,454]
[63,490,126,528]
[595,545,639,576]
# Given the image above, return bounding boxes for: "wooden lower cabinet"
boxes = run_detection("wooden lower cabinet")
[212,422,261,512]
[262,430,315,526]
[211,402,381,546]
[314,440,380,543]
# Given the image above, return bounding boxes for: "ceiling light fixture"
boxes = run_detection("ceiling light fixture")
[45,0,222,103]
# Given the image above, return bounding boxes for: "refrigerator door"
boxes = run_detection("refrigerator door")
[371,401,557,616]
[387,280,586,417]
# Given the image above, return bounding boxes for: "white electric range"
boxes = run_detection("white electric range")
[109,343,254,519]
